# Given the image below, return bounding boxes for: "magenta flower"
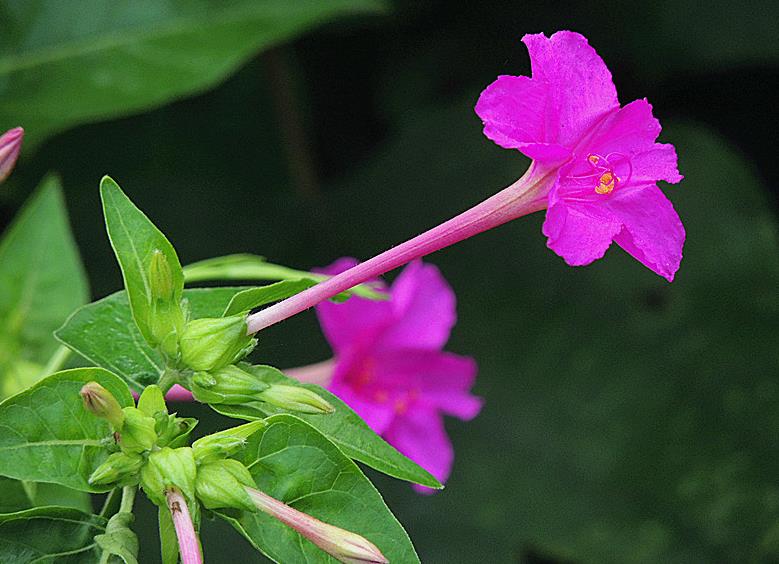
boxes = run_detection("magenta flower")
[303,258,482,491]
[246,31,683,334]
[0,127,23,183]
[475,31,684,280]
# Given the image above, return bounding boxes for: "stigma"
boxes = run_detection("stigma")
[595,170,616,194]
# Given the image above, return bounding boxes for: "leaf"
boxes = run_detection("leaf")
[0,506,105,563]
[222,279,317,316]
[55,287,247,391]
[0,175,88,397]
[100,176,184,347]
[94,511,139,564]
[158,506,178,564]
[0,478,91,515]
[0,0,386,147]
[0,368,133,492]
[211,365,441,489]
[219,414,419,563]
[184,254,387,300]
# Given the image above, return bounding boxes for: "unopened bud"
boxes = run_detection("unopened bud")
[118,407,157,454]
[148,250,185,357]
[0,127,23,183]
[80,382,124,429]
[157,414,197,448]
[191,365,268,405]
[179,315,256,371]
[258,384,335,415]
[195,459,255,512]
[89,452,144,486]
[141,447,197,507]
[246,486,388,563]
[192,421,265,463]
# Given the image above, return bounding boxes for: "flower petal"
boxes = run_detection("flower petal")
[384,409,454,488]
[522,31,619,150]
[608,184,685,281]
[542,200,622,266]
[377,261,457,351]
[329,372,396,435]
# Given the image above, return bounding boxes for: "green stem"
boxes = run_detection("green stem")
[41,345,71,375]
[157,367,180,395]
[98,487,137,564]
[98,488,120,519]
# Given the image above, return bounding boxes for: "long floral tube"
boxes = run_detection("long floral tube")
[246,163,552,333]
[245,486,388,563]
[166,487,203,564]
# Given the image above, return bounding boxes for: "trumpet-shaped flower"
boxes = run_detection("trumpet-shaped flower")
[311,258,482,491]
[475,31,684,280]
[0,127,24,183]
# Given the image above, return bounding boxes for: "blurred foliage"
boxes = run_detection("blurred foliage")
[1,0,778,562]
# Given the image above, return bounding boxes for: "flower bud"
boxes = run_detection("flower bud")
[118,407,157,454]
[190,365,268,405]
[192,421,265,464]
[195,459,255,512]
[80,382,125,429]
[157,414,197,448]
[246,486,388,563]
[89,452,144,486]
[258,384,335,415]
[0,127,23,183]
[148,250,185,357]
[141,447,197,507]
[179,315,256,371]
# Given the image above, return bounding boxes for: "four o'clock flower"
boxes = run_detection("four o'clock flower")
[289,258,482,491]
[0,127,24,183]
[245,30,683,334]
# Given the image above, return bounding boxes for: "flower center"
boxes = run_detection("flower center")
[595,170,616,194]
[579,153,632,196]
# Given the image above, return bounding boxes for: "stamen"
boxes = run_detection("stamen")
[595,171,615,195]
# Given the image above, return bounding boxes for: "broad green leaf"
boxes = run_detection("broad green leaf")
[222,279,317,316]
[0,506,105,563]
[212,365,441,489]
[55,287,247,391]
[219,414,418,563]
[0,478,91,514]
[94,511,139,564]
[185,254,386,300]
[100,176,183,347]
[0,368,133,492]
[0,175,88,397]
[0,0,386,147]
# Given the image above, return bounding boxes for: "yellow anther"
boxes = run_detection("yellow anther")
[595,171,615,195]
[588,154,600,165]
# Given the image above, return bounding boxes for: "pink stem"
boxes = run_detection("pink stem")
[246,163,552,333]
[166,488,203,564]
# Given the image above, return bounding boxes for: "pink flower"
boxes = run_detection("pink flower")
[475,31,684,281]
[0,127,23,183]
[313,258,482,491]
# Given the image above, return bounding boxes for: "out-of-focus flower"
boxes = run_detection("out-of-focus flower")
[0,127,23,183]
[306,258,482,491]
[476,31,684,280]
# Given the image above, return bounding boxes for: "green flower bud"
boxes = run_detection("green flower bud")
[191,365,269,404]
[158,415,197,448]
[195,459,255,512]
[148,250,186,358]
[89,452,144,486]
[80,382,125,429]
[141,447,197,507]
[137,384,167,417]
[192,421,265,464]
[179,315,256,372]
[118,407,157,454]
[258,384,335,415]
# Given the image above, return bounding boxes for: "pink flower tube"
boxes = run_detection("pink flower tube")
[166,487,203,564]
[246,30,683,334]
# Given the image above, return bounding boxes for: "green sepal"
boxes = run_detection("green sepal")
[192,421,265,464]
[195,459,255,512]
[141,447,197,507]
[119,407,157,454]
[137,385,167,417]
[179,315,256,372]
[89,452,144,487]
[191,365,268,405]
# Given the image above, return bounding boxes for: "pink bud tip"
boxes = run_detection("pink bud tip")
[166,487,203,564]
[0,127,24,183]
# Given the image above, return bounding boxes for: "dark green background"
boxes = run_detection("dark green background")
[2,1,779,562]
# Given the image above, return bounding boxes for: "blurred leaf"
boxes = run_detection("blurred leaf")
[0,478,91,514]
[0,506,106,563]
[0,367,133,492]
[0,0,386,147]
[212,364,442,489]
[0,175,88,396]
[219,414,419,563]
[222,279,318,316]
[56,287,247,390]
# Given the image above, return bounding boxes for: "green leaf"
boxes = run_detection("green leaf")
[0,175,88,397]
[219,414,418,563]
[184,254,386,301]
[0,506,105,563]
[0,368,133,492]
[158,506,178,564]
[94,511,139,564]
[100,176,184,347]
[222,279,317,316]
[0,478,91,514]
[55,287,247,391]
[0,0,386,147]
[212,365,441,489]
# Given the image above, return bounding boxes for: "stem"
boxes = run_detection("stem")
[98,487,137,564]
[284,359,335,387]
[166,487,203,564]
[98,488,120,519]
[42,345,71,375]
[156,367,180,395]
[246,164,553,333]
